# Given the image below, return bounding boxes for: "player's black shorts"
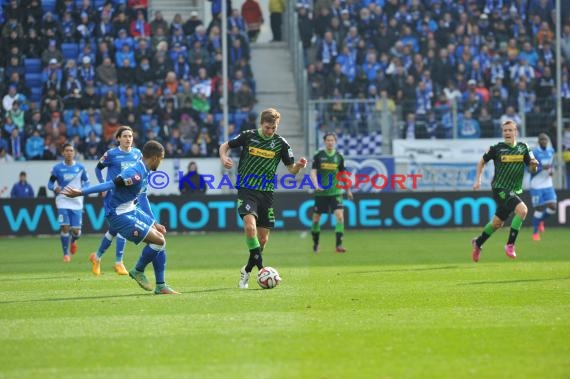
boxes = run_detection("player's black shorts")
[313,195,343,214]
[237,187,275,228]
[493,188,523,221]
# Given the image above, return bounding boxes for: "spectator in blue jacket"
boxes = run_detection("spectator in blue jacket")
[11,171,35,198]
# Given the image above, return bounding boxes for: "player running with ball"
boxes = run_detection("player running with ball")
[219,108,307,289]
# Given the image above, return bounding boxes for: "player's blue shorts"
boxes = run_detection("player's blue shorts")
[58,208,83,228]
[530,187,557,207]
[108,209,155,245]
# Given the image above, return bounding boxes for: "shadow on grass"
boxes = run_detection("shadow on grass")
[461,276,570,285]
[0,275,70,282]
[350,265,463,274]
[0,287,237,304]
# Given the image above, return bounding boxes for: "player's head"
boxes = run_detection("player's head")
[62,143,75,162]
[501,120,518,144]
[323,132,337,150]
[142,140,165,171]
[259,108,280,138]
[538,133,550,149]
[116,126,134,150]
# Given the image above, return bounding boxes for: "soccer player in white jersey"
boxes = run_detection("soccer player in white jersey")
[47,144,90,262]
[529,133,557,241]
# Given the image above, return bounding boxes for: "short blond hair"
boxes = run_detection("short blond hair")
[260,108,281,127]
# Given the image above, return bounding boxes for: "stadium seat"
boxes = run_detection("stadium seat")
[30,87,43,102]
[42,0,56,13]
[234,111,249,130]
[94,0,106,9]
[25,73,42,88]
[24,59,42,74]
[62,43,80,61]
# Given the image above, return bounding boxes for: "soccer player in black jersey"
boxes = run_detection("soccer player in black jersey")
[219,108,308,288]
[309,132,353,253]
[471,120,538,262]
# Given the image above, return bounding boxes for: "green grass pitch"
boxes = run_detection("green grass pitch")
[0,229,569,379]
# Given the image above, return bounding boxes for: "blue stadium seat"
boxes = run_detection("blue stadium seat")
[42,0,56,13]
[24,59,42,73]
[30,87,43,102]
[25,73,42,88]
[94,0,106,9]
[234,111,249,130]
[62,43,79,61]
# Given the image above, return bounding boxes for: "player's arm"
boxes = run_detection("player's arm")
[277,138,307,175]
[338,156,353,200]
[310,168,322,191]
[62,177,123,198]
[309,155,322,190]
[220,133,245,169]
[473,158,486,190]
[47,173,61,195]
[525,147,538,173]
[287,158,308,174]
[81,167,90,187]
[95,161,106,183]
[219,142,233,169]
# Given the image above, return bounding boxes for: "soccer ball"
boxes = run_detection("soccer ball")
[257,266,281,289]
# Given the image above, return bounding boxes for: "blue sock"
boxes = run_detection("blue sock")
[153,251,166,284]
[115,235,126,263]
[61,232,70,256]
[532,211,543,233]
[135,244,161,272]
[96,231,114,259]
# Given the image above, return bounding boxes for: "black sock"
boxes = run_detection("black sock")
[312,232,319,246]
[245,247,260,272]
[476,232,491,247]
[507,228,519,245]
[336,232,343,247]
[257,246,264,269]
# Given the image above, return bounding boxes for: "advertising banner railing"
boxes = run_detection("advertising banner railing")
[1,191,569,235]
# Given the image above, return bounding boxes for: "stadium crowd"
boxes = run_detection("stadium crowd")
[0,0,258,161]
[301,0,570,142]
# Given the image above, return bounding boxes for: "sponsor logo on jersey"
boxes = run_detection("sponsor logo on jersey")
[501,155,524,163]
[249,147,276,159]
[320,162,338,170]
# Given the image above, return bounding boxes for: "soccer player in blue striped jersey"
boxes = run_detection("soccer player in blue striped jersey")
[529,133,557,241]
[90,126,142,276]
[63,140,179,294]
[47,144,90,262]
[471,120,538,262]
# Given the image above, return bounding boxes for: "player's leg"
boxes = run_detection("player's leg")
[530,189,542,240]
[257,227,270,269]
[129,227,164,291]
[89,230,116,276]
[540,188,558,234]
[129,210,179,294]
[472,195,507,262]
[58,209,71,261]
[311,197,323,252]
[505,197,527,259]
[237,189,261,289]
[253,196,275,270]
[69,210,82,255]
[311,212,322,253]
[333,196,346,253]
[240,214,259,289]
[113,234,128,275]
